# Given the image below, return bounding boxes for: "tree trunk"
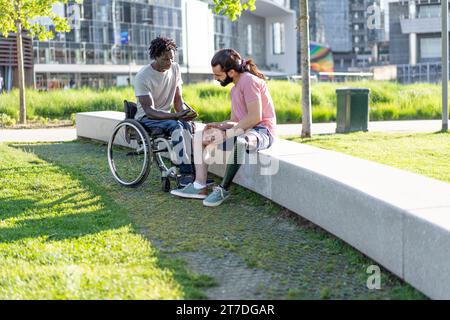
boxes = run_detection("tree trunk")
[16,21,26,124]
[299,0,311,138]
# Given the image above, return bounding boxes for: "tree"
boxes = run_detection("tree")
[0,0,79,124]
[211,0,256,21]
[211,0,312,138]
[299,0,312,138]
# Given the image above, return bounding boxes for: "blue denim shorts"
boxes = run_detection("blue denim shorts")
[219,126,274,152]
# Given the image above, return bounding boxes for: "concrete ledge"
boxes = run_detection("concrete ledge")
[76,111,125,142]
[76,111,450,299]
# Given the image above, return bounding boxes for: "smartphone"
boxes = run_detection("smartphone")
[183,102,198,116]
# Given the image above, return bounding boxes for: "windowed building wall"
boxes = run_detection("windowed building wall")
[292,0,387,73]
[213,0,297,75]
[32,0,297,89]
[390,0,450,83]
[214,14,267,70]
[34,0,183,89]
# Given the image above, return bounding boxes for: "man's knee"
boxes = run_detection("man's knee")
[243,133,258,151]
[171,122,194,149]
[162,120,182,132]
[178,120,194,134]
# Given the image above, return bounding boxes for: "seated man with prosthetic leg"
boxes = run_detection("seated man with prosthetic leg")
[171,48,276,207]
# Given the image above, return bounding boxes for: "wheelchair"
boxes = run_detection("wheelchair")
[107,100,187,192]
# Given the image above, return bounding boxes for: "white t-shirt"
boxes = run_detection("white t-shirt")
[133,62,183,120]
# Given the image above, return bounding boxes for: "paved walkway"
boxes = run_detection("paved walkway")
[0,127,77,143]
[0,120,445,143]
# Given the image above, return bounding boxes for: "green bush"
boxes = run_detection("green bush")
[0,113,16,127]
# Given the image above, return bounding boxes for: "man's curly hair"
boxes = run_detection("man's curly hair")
[149,36,177,59]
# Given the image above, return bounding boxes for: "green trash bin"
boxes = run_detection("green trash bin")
[336,88,370,133]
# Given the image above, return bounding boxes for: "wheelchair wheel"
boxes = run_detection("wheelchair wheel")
[107,120,152,187]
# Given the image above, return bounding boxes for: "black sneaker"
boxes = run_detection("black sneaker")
[179,175,215,188]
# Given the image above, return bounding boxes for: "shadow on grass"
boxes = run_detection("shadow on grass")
[0,197,40,221]
[7,142,215,299]
[0,190,92,221]
[0,207,126,244]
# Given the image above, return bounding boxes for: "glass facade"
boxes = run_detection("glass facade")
[214,15,239,50]
[272,22,285,55]
[213,13,269,70]
[34,0,295,89]
[34,0,183,88]
[294,0,387,72]
[420,37,441,60]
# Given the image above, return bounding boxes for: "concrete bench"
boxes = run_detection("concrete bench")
[76,111,125,143]
[76,111,450,299]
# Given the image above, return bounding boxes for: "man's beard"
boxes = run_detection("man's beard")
[219,75,233,87]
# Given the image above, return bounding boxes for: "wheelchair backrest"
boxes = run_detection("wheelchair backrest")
[124,100,137,119]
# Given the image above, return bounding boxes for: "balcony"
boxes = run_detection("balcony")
[251,0,293,17]
[267,0,290,9]
[352,16,367,24]
[351,4,367,12]
[400,15,448,34]
[353,29,367,36]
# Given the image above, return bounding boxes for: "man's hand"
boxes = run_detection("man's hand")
[174,109,192,120]
[202,127,226,145]
[177,109,197,121]
[205,122,237,131]
[205,122,222,130]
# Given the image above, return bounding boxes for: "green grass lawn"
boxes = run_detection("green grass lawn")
[289,132,450,184]
[0,143,214,299]
[0,140,427,299]
[0,81,445,126]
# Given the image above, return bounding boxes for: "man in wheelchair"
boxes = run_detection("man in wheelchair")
[133,36,198,187]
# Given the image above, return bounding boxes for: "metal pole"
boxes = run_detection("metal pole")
[184,0,190,84]
[300,0,312,138]
[128,62,131,86]
[17,21,27,124]
[442,0,449,131]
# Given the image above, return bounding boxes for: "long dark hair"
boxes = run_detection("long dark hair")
[211,48,266,80]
